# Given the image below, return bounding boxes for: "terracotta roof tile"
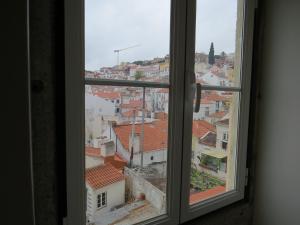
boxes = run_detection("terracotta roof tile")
[208,111,226,118]
[204,91,230,102]
[85,163,125,189]
[85,147,102,157]
[93,91,120,100]
[113,120,168,152]
[104,155,127,170]
[189,186,225,204]
[121,99,143,109]
[192,120,216,138]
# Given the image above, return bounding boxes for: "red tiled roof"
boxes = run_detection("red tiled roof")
[85,147,102,157]
[189,186,226,204]
[204,91,229,102]
[93,91,120,100]
[199,98,214,104]
[192,120,216,138]
[121,99,143,109]
[158,88,169,94]
[104,154,127,170]
[122,110,136,117]
[208,111,226,118]
[113,120,168,152]
[85,163,125,189]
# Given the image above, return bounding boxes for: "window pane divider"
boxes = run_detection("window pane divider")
[85,78,170,89]
[200,85,241,92]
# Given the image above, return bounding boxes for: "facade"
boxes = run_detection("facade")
[192,116,230,180]
[85,164,126,223]
[112,120,168,166]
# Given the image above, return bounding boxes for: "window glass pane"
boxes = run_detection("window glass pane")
[85,85,169,224]
[85,0,170,83]
[189,90,239,205]
[195,0,242,87]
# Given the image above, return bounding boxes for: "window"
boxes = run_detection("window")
[97,192,107,209]
[65,0,255,224]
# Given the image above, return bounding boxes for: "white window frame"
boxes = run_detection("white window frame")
[179,0,255,222]
[64,0,255,224]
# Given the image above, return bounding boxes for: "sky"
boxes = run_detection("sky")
[85,0,237,70]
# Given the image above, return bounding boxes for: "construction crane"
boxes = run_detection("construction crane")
[114,44,140,67]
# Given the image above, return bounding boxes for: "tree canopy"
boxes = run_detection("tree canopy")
[208,42,215,65]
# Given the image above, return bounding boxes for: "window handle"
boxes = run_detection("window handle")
[194,83,201,113]
[190,72,201,113]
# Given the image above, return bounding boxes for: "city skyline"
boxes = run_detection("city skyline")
[85,0,237,70]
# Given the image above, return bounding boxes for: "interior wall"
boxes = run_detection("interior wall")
[28,0,257,225]
[2,1,35,225]
[253,0,300,225]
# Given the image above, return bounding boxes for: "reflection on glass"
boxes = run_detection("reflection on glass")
[194,0,242,87]
[85,0,170,83]
[85,85,169,224]
[189,90,239,205]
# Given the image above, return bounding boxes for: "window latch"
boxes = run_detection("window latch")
[191,72,202,113]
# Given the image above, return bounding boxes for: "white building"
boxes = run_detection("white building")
[215,116,229,151]
[86,163,125,223]
[112,120,168,167]
[200,71,230,87]
[191,116,230,180]
[85,93,120,145]
[193,98,216,120]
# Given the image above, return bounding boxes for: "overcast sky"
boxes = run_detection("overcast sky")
[85,0,237,70]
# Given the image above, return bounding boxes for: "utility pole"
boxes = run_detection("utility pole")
[130,109,136,167]
[140,88,145,168]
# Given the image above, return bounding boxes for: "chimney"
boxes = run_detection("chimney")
[100,140,115,157]
[93,138,101,148]
[129,133,140,153]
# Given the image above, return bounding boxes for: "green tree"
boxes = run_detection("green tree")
[134,71,144,80]
[220,51,226,59]
[208,42,215,65]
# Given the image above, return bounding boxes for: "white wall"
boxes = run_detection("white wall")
[87,180,125,222]
[125,168,166,214]
[253,1,300,225]
[85,155,104,169]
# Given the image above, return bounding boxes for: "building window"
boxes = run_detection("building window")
[223,132,228,142]
[97,192,107,209]
[150,156,154,160]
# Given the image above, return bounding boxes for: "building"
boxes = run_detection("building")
[193,116,230,180]
[85,164,125,223]
[191,120,216,166]
[112,120,168,166]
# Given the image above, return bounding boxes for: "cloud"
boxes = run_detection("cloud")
[85,0,237,70]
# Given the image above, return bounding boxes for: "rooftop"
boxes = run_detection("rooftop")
[93,91,121,100]
[113,120,168,152]
[121,99,144,109]
[192,120,216,138]
[85,147,102,157]
[85,163,125,189]
[189,186,226,204]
